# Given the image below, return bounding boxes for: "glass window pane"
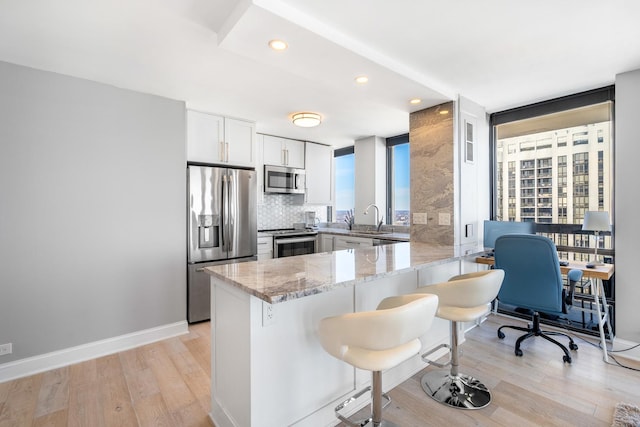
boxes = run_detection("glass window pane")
[493,101,613,261]
[334,152,354,222]
[391,143,410,225]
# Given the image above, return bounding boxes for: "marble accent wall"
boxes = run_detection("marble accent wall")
[410,101,455,245]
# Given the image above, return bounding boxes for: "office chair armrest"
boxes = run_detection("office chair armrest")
[564,269,584,307]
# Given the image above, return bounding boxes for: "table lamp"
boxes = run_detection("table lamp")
[582,211,610,266]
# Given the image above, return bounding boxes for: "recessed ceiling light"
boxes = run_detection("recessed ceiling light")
[269,39,288,51]
[292,112,322,128]
[355,75,369,84]
[409,98,421,105]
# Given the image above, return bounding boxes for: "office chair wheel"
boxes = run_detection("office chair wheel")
[569,342,578,351]
[497,330,505,339]
[515,348,523,357]
[563,355,572,363]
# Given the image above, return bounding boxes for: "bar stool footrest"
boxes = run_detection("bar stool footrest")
[335,387,393,427]
[421,343,452,368]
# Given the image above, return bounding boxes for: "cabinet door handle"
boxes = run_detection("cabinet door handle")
[226,142,229,162]
[220,141,225,162]
[196,267,205,272]
[345,241,361,245]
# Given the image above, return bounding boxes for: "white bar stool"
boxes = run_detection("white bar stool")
[419,269,504,409]
[318,293,439,427]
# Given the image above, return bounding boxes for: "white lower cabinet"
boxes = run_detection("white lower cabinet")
[333,235,373,250]
[257,235,273,260]
[318,234,334,252]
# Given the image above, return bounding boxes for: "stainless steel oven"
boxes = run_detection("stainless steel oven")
[272,230,317,258]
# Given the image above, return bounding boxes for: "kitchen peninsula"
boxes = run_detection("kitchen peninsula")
[205,242,480,427]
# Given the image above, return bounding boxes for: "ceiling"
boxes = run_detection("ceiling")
[1,0,638,147]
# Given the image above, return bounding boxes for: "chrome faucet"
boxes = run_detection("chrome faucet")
[364,204,384,231]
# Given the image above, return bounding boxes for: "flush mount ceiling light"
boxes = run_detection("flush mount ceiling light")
[292,112,321,128]
[268,39,288,51]
[409,98,422,104]
[355,75,369,84]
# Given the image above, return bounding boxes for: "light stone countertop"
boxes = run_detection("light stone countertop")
[316,227,410,241]
[206,242,477,304]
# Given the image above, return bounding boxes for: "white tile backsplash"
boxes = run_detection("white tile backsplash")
[257,194,327,230]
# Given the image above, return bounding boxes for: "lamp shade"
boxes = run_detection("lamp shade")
[582,211,611,232]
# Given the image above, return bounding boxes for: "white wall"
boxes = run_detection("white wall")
[0,61,186,366]
[354,136,386,225]
[456,96,490,250]
[614,69,640,345]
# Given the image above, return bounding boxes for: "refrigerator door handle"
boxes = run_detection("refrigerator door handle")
[221,174,227,251]
[228,173,234,252]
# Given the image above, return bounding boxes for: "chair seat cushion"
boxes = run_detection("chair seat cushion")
[437,304,491,322]
[342,339,422,372]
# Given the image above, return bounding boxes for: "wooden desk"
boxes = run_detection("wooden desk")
[475,256,613,280]
[475,256,614,362]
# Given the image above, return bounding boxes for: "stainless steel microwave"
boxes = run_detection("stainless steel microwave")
[264,165,305,194]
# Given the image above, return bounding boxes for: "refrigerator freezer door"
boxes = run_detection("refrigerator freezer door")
[187,262,213,323]
[188,165,226,263]
[226,168,257,259]
[187,257,257,323]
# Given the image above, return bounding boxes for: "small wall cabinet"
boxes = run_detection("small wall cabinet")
[187,110,256,168]
[304,142,332,205]
[262,135,305,169]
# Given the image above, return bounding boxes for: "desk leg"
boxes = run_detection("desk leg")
[593,278,612,362]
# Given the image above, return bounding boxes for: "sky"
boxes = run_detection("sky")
[335,143,410,212]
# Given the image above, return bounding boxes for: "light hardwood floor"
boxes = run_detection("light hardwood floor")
[1,315,639,426]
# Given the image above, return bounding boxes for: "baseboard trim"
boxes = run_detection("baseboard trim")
[0,321,189,383]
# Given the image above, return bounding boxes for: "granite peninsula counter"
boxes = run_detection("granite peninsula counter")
[205,242,483,427]
[205,241,459,304]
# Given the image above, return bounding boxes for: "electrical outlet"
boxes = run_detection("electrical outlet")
[438,212,451,226]
[262,301,275,326]
[413,212,428,225]
[0,343,12,356]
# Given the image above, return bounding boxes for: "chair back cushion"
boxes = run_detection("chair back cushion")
[318,293,438,371]
[494,234,564,314]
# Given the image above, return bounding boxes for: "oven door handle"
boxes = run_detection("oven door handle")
[274,236,317,245]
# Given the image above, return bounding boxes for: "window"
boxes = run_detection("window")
[387,134,410,226]
[490,86,614,261]
[557,134,568,147]
[334,146,355,223]
[572,131,589,145]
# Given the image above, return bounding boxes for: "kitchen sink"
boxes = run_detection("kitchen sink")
[353,230,387,235]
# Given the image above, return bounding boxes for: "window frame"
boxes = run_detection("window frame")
[333,145,355,222]
[386,133,409,225]
[489,86,615,220]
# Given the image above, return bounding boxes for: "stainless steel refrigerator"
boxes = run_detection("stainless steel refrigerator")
[187,164,257,322]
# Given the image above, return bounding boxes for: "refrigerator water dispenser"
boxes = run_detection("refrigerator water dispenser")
[198,214,219,248]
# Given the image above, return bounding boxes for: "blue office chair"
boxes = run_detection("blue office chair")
[494,234,582,363]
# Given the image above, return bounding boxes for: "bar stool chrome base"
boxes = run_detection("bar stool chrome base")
[334,377,397,427]
[421,370,491,409]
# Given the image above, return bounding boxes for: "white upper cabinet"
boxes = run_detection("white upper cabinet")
[262,135,305,169]
[187,110,256,167]
[305,142,333,205]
